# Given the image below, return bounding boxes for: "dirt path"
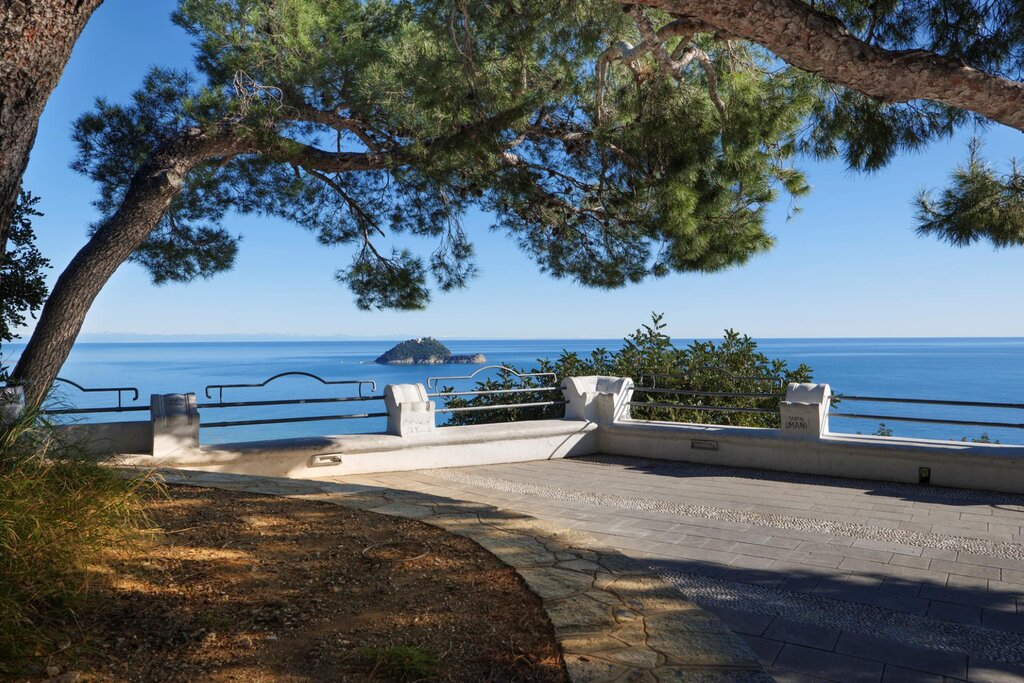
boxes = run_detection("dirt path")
[37,485,567,682]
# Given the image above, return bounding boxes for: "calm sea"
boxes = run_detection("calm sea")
[3,338,1023,446]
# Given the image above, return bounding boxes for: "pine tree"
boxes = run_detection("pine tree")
[11,0,1024,403]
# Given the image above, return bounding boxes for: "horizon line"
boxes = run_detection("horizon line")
[7,334,1024,344]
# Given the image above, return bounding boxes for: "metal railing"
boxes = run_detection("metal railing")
[198,372,387,429]
[829,394,1024,432]
[42,378,148,416]
[425,365,566,416]
[628,369,785,420]
[204,372,378,401]
[30,371,1024,441]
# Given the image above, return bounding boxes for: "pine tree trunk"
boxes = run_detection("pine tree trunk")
[11,128,240,406]
[0,0,102,258]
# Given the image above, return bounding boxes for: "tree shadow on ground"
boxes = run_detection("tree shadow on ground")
[29,483,565,683]
[117,468,1024,683]
[572,453,1024,509]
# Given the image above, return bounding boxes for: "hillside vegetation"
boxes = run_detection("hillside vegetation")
[375,338,484,365]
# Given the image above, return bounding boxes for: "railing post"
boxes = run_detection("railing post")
[563,376,634,425]
[151,393,200,457]
[0,386,24,424]
[384,384,435,436]
[779,383,832,438]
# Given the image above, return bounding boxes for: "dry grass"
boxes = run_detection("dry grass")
[0,409,153,670]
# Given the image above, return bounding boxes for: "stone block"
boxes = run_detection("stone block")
[518,566,594,599]
[151,393,199,458]
[383,383,435,436]
[563,375,634,424]
[779,382,831,438]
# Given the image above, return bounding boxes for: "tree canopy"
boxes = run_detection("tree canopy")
[71,0,1024,306]
[70,0,821,309]
[12,0,1024,402]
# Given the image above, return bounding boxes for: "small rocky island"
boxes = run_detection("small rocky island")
[374,337,485,365]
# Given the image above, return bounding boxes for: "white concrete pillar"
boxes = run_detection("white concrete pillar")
[0,386,24,424]
[563,376,634,425]
[384,383,436,436]
[151,393,199,457]
[779,383,831,438]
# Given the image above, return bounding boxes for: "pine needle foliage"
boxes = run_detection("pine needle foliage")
[65,0,1024,313]
[71,0,825,309]
[916,139,1024,248]
[0,192,49,345]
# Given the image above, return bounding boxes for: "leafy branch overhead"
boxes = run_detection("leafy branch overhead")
[69,0,1024,313]
[13,0,1024,403]
[68,0,816,310]
[916,140,1024,248]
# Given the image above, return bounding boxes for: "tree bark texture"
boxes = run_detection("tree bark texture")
[636,0,1024,132]
[0,0,102,260]
[11,128,242,405]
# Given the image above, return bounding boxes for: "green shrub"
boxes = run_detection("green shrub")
[964,433,1000,444]
[0,407,153,668]
[445,313,812,428]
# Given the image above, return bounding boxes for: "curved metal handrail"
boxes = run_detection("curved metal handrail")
[204,372,378,401]
[426,365,558,391]
[53,377,140,408]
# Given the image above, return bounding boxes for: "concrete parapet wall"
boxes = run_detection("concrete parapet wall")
[101,414,1024,494]
[599,419,1024,494]
[31,372,1024,494]
[118,419,599,479]
[56,420,153,456]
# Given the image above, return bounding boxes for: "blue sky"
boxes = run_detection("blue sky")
[17,0,1024,341]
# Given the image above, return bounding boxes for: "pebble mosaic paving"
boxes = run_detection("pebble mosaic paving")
[338,456,1024,683]
[428,469,1024,561]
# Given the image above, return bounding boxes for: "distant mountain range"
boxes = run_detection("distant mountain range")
[66,332,548,343]
[72,332,409,343]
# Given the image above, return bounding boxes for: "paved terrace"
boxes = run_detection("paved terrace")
[331,456,1024,683]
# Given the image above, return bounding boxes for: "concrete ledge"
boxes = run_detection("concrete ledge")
[90,411,1024,494]
[600,419,1024,494]
[56,421,152,456]
[118,420,599,479]
[151,468,769,682]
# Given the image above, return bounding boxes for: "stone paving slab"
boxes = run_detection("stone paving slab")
[335,456,1024,683]
[152,467,769,683]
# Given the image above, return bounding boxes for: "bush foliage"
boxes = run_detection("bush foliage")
[444,314,812,428]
